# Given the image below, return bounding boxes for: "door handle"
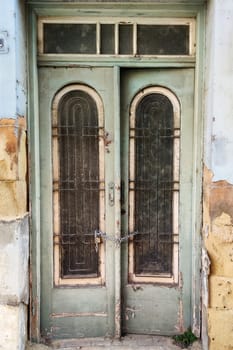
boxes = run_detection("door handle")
[108,182,115,206]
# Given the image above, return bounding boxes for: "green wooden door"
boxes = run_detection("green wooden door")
[39,67,118,340]
[39,67,194,340]
[121,68,194,335]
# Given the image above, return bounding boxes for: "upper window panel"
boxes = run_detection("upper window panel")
[44,24,96,54]
[137,25,189,55]
[38,18,196,56]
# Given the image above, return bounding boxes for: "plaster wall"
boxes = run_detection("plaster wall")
[204,1,233,349]
[0,1,17,118]
[0,303,27,350]
[0,1,28,350]
[0,0,26,118]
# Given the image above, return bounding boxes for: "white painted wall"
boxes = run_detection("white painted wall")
[205,0,233,184]
[0,0,17,118]
[0,217,29,350]
[16,0,27,117]
[0,1,28,350]
[0,0,26,118]
[0,304,27,350]
[0,218,29,305]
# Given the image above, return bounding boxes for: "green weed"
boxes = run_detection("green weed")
[173,328,197,348]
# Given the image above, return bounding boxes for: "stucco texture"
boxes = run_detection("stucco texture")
[0,117,27,218]
[204,0,233,349]
[203,168,233,350]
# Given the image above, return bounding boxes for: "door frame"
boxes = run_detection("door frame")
[27,0,205,342]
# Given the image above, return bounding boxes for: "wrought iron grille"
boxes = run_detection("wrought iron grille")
[55,90,101,278]
[131,93,177,276]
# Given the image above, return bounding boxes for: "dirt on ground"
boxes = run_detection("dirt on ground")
[26,335,202,350]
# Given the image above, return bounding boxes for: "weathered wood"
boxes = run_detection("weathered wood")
[134,93,174,275]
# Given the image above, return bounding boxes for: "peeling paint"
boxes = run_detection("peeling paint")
[179,271,183,289]
[202,248,210,308]
[0,117,27,218]
[209,181,233,221]
[176,299,184,333]
[203,165,233,349]
[201,249,210,350]
[30,297,39,341]
[203,166,233,275]
[115,298,121,338]
[131,285,143,292]
[50,312,107,318]
[125,306,140,321]
[103,130,112,153]
[0,117,26,180]
[212,212,233,242]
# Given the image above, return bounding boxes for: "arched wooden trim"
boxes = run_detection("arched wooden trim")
[52,84,105,286]
[128,86,180,284]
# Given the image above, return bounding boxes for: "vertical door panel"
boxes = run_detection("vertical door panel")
[53,85,105,285]
[39,67,116,339]
[39,66,195,339]
[121,68,194,335]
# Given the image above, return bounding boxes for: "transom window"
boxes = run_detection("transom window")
[38,18,196,56]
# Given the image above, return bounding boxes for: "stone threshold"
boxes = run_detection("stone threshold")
[27,335,202,350]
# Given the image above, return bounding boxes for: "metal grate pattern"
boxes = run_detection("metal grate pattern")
[131,93,176,276]
[55,90,101,278]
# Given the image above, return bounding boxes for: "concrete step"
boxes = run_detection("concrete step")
[26,335,202,350]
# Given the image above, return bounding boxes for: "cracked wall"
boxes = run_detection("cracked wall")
[203,168,233,350]
[204,1,233,349]
[0,118,27,218]
[0,118,29,350]
[0,1,28,350]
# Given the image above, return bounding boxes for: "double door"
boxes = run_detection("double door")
[39,67,194,340]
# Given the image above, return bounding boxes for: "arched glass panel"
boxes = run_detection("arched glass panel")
[52,85,105,285]
[129,87,180,282]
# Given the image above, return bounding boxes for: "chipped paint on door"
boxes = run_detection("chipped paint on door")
[121,68,195,335]
[39,67,116,339]
[52,84,105,286]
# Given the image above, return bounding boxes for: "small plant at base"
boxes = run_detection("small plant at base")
[172,328,197,348]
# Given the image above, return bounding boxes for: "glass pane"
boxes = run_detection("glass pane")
[100,24,115,54]
[134,93,174,276]
[137,25,189,55]
[119,24,133,54]
[44,23,96,54]
[57,90,99,277]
